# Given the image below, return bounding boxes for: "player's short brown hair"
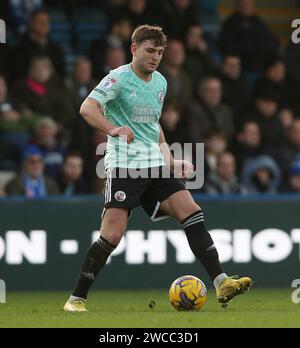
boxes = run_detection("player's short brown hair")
[131,25,167,47]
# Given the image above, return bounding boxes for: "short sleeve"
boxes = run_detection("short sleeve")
[88,73,121,106]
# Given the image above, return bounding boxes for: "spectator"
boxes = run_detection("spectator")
[255,58,296,111]
[99,46,126,79]
[161,0,200,40]
[5,144,59,197]
[13,9,65,80]
[285,42,300,93]
[204,131,228,173]
[0,45,13,83]
[56,152,88,195]
[0,102,37,169]
[14,55,74,127]
[219,0,279,75]
[219,54,251,119]
[160,101,187,145]
[0,75,39,169]
[242,155,281,193]
[103,0,127,22]
[279,120,300,176]
[205,152,247,194]
[0,75,10,107]
[32,117,65,178]
[124,0,155,28]
[282,155,300,193]
[66,57,97,112]
[278,108,294,131]
[8,0,44,35]
[245,90,285,151]
[89,17,133,78]
[159,39,193,110]
[187,77,234,143]
[184,24,217,90]
[233,121,263,176]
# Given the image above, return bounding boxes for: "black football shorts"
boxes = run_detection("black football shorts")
[102,166,186,221]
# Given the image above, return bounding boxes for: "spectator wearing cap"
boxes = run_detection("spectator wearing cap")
[5,144,59,197]
[282,155,300,193]
[32,117,65,178]
[56,152,88,196]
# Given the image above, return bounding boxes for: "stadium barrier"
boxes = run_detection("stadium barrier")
[0,194,299,290]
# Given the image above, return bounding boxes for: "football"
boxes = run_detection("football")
[169,275,207,311]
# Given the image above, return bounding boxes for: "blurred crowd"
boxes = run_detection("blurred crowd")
[0,0,300,197]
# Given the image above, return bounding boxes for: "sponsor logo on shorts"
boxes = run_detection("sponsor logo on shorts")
[115,191,126,202]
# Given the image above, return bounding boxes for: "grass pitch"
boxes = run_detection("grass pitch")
[0,289,299,328]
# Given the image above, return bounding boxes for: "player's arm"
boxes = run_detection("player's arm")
[80,98,134,144]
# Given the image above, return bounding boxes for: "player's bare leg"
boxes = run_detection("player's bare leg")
[160,190,252,307]
[63,208,128,312]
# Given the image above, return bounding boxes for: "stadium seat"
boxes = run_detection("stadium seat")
[47,7,73,53]
[200,0,220,14]
[72,7,108,55]
[47,7,68,22]
[50,22,73,53]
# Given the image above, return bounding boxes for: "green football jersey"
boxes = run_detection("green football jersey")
[88,64,167,169]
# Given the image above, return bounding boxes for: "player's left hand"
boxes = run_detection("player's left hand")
[173,160,194,179]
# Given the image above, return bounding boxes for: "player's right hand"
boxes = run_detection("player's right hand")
[109,126,135,144]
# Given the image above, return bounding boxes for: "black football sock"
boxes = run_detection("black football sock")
[72,236,116,299]
[182,210,224,281]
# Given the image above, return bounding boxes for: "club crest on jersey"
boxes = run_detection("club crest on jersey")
[114,191,126,202]
[101,77,117,89]
[158,91,164,103]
